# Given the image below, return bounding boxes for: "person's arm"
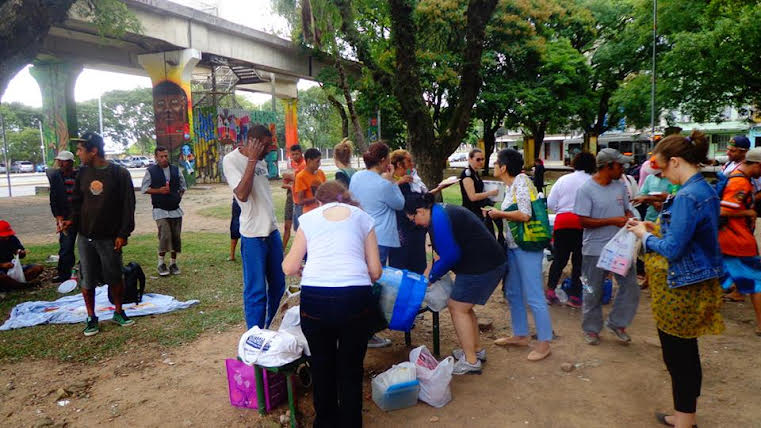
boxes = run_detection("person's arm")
[282,229,307,276]
[546,177,561,213]
[233,139,267,202]
[579,216,628,228]
[488,177,533,222]
[12,236,26,258]
[179,169,187,196]
[428,208,462,283]
[365,229,382,282]
[293,174,316,207]
[639,196,699,260]
[117,168,136,249]
[142,170,170,195]
[384,179,405,210]
[461,176,496,201]
[62,170,83,232]
[48,171,64,218]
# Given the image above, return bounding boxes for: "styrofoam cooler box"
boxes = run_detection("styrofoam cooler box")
[483,180,505,202]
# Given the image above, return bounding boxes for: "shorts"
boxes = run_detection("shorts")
[156,217,182,253]
[231,199,241,240]
[77,237,123,290]
[284,190,294,221]
[450,262,507,305]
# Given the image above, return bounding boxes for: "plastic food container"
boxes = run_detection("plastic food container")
[483,180,505,202]
[372,364,420,412]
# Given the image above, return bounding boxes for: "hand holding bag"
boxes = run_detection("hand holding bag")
[505,176,552,251]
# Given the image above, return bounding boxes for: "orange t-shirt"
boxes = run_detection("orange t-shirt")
[294,169,326,213]
[718,173,758,257]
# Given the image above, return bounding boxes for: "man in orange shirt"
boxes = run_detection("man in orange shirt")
[282,145,305,249]
[719,147,761,335]
[294,148,326,214]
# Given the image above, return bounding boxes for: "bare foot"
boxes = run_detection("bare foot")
[494,336,529,346]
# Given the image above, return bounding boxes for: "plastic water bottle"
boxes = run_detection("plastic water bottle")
[555,287,568,304]
[581,275,594,296]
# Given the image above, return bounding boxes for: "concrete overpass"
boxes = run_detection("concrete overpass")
[28,0,351,165]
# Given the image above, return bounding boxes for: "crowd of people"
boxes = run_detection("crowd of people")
[4,125,761,427]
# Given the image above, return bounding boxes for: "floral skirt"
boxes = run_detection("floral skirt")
[644,252,725,339]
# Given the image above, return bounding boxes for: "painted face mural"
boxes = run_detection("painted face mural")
[153,81,188,153]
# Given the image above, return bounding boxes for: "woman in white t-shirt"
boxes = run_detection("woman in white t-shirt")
[282,180,382,427]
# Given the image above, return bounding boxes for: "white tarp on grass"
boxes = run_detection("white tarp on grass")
[0,285,200,330]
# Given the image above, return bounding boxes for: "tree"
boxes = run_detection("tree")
[0,0,141,101]
[77,88,155,154]
[297,85,344,149]
[6,127,44,164]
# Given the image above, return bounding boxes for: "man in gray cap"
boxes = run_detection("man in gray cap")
[574,148,640,345]
[47,150,78,283]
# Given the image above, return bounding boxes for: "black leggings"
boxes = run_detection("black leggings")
[547,228,583,297]
[658,329,702,413]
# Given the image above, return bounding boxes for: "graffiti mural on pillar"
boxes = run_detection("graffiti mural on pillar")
[192,106,220,183]
[153,80,190,154]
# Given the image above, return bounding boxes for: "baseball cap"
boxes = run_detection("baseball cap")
[70,132,104,148]
[55,150,74,161]
[596,148,632,167]
[0,220,15,238]
[746,147,761,163]
[729,135,750,150]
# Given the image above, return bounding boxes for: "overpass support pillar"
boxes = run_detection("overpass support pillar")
[138,49,201,173]
[29,60,83,164]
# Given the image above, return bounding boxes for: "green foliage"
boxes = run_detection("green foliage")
[5,127,44,163]
[297,86,344,149]
[73,0,143,39]
[77,88,155,154]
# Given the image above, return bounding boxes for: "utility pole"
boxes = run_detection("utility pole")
[651,0,657,137]
[38,121,46,165]
[98,94,104,134]
[1,114,12,197]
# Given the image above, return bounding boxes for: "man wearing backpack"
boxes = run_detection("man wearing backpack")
[718,147,761,335]
[141,146,186,276]
[61,132,136,336]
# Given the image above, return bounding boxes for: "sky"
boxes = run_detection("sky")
[1,0,314,108]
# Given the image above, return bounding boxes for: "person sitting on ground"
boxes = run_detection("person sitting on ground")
[282,181,382,427]
[294,148,327,215]
[334,139,357,188]
[405,193,507,375]
[0,221,44,291]
[574,148,640,345]
[486,149,553,361]
[627,131,724,428]
[545,151,595,308]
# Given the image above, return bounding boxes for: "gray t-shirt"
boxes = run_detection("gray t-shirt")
[574,178,631,256]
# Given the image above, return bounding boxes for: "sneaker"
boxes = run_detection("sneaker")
[169,263,181,275]
[83,316,99,336]
[452,348,487,362]
[112,311,135,327]
[583,331,600,345]
[545,289,560,305]
[158,263,170,276]
[605,322,631,343]
[367,334,392,348]
[452,356,482,375]
[566,295,582,309]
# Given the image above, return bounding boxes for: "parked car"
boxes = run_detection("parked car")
[11,161,35,173]
[35,163,47,173]
[126,155,151,167]
[0,163,6,174]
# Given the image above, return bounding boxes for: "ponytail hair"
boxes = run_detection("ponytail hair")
[315,180,360,207]
[363,141,390,169]
[653,130,709,166]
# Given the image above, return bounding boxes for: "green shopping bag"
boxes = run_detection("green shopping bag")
[505,176,551,251]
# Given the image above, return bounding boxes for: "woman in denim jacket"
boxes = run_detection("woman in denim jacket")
[628,131,724,428]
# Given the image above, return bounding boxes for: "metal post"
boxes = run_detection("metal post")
[651,0,657,137]
[270,72,277,112]
[98,94,103,134]
[38,120,46,165]
[1,114,12,197]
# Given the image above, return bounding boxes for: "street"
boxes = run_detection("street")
[0,169,146,198]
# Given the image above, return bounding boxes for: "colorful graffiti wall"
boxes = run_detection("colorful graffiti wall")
[193,106,220,183]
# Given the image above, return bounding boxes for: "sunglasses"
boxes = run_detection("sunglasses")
[475,157,485,162]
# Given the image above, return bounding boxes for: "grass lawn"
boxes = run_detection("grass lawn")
[0,232,245,363]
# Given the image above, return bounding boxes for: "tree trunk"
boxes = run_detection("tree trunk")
[334,56,365,151]
[482,120,499,176]
[326,93,349,138]
[0,0,77,100]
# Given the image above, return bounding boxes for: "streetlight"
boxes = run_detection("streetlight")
[651,0,657,137]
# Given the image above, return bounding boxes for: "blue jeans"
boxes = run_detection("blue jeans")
[241,230,286,329]
[378,245,393,267]
[504,247,553,341]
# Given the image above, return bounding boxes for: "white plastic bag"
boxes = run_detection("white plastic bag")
[409,345,453,408]
[373,361,417,391]
[277,305,311,356]
[238,326,303,367]
[596,228,638,276]
[7,254,25,283]
[424,275,453,312]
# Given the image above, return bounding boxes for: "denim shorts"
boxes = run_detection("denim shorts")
[450,262,507,305]
[77,237,123,290]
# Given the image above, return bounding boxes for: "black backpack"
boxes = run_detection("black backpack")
[108,262,145,304]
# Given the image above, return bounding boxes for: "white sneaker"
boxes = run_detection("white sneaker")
[367,334,392,348]
[452,356,482,375]
[452,348,486,362]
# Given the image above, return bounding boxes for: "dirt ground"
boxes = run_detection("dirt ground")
[2,184,761,427]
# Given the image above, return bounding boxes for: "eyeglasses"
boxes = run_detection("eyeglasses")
[475,158,485,162]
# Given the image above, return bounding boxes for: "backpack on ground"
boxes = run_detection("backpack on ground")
[108,262,146,305]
